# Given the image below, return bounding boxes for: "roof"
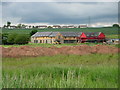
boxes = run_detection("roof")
[60,32,81,37]
[32,32,52,37]
[31,32,103,37]
[83,32,101,37]
[38,25,47,27]
[49,32,59,37]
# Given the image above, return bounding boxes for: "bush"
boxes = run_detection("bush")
[5,33,29,45]
[7,33,17,44]
[2,33,11,45]
[14,34,29,44]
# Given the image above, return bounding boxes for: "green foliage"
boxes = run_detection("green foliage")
[7,33,17,44]
[113,24,119,27]
[7,21,11,27]
[30,30,38,36]
[2,33,9,45]
[17,24,22,28]
[14,34,29,44]
[5,33,29,45]
[48,26,53,28]
[2,54,118,88]
[2,27,119,35]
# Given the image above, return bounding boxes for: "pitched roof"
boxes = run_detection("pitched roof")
[31,32,102,37]
[49,32,59,37]
[83,32,101,37]
[60,32,81,37]
[32,32,52,37]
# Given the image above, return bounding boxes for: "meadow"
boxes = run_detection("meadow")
[2,27,120,38]
[1,27,119,88]
[2,54,118,88]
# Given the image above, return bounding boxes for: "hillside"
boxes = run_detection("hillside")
[2,27,119,39]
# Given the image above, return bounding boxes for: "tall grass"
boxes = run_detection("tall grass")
[2,54,118,88]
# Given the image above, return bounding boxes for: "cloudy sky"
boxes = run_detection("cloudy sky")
[1,0,119,27]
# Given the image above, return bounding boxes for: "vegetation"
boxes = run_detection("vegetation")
[30,30,38,36]
[2,33,29,45]
[3,54,118,88]
[113,24,119,28]
[7,21,11,27]
[14,34,30,44]
[2,27,119,35]
[2,27,119,39]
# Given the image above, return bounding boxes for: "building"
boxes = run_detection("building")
[77,32,106,43]
[52,25,61,28]
[31,32,80,44]
[31,32,106,44]
[38,25,48,29]
[78,25,87,28]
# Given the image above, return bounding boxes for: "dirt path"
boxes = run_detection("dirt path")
[1,45,119,57]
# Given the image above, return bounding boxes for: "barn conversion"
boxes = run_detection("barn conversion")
[31,32,105,44]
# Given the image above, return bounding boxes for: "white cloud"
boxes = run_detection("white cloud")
[1,2,118,27]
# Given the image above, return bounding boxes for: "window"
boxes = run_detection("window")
[34,40,38,43]
[40,40,42,43]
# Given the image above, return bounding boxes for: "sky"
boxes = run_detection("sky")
[0,0,119,27]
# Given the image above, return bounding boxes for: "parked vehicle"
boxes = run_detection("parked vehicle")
[53,40,61,44]
[105,39,120,44]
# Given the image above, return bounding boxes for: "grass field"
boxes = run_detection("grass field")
[2,54,118,88]
[1,43,120,48]
[2,27,119,39]
[2,27,119,34]
[1,27,119,88]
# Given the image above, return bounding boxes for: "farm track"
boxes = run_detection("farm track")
[1,45,119,57]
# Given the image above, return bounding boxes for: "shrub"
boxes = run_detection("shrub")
[7,33,17,44]
[6,33,29,45]
[14,34,29,44]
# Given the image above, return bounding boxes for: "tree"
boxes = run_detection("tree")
[14,34,29,44]
[21,24,27,28]
[7,21,11,27]
[48,26,52,28]
[2,33,9,45]
[30,30,38,36]
[113,24,119,27]
[7,33,17,44]
[17,24,22,28]
[3,25,7,28]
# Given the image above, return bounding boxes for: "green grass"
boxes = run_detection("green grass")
[2,27,119,39]
[2,54,118,88]
[106,34,119,39]
[2,27,119,35]
[1,42,119,48]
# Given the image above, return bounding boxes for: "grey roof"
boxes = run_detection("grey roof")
[49,32,59,37]
[31,32,102,37]
[84,32,101,37]
[32,32,52,37]
[60,32,81,37]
